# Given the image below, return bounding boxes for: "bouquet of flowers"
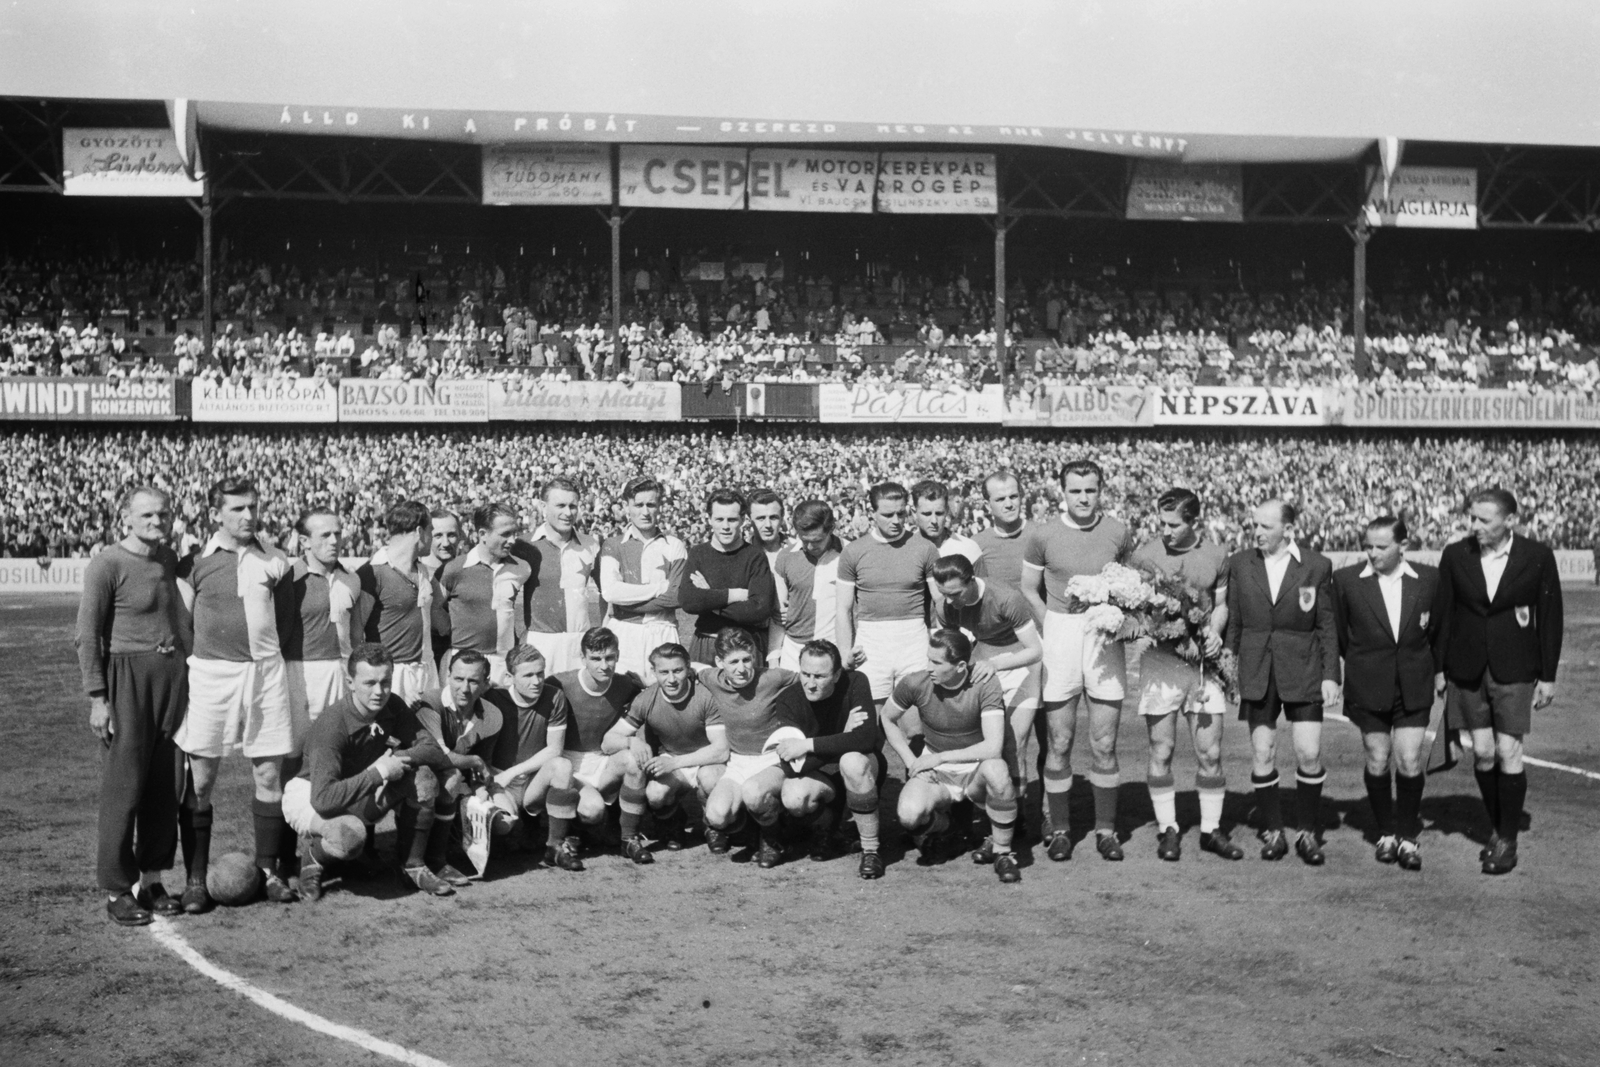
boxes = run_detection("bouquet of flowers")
[1066,561,1239,703]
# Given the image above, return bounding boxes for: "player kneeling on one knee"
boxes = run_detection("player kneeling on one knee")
[882,629,1021,883]
[602,643,729,863]
[284,644,454,899]
[772,640,885,879]
[484,645,583,871]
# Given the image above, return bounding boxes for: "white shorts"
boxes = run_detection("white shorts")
[178,655,299,759]
[390,660,437,706]
[525,630,584,677]
[563,749,621,794]
[977,654,1041,714]
[722,750,781,786]
[284,774,391,834]
[609,616,679,683]
[922,760,983,802]
[1041,610,1126,703]
[778,635,807,672]
[286,658,348,725]
[858,618,930,700]
[657,765,705,793]
[1137,646,1227,719]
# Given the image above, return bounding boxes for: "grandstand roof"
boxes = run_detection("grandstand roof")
[4,1,1597,160]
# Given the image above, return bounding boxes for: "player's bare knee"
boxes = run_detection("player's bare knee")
[980,760,1013,798]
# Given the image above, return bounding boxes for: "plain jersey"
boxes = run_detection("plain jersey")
[695,665,803,755]
[973,520,1035,598]
[1130,538,1229,595]
[891,670,1005,754]
[1022,514,1130,613]
[836,531,938,623]
[940,582,1034,652]
[625,678,723,756]
[552,669,641,752]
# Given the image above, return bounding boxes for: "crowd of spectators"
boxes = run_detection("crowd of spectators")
[6,251,1600,394]
[3,425,1596,560]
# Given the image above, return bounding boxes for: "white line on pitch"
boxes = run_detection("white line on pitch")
[1326,711,1600,781]
[146,917,454,1067]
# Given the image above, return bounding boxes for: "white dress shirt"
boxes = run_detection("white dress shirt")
[1361,560,1418,640]
[1480,534,1514,600]
[1263,540,1302,603]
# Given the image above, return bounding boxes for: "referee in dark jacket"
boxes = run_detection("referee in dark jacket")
[76,487,192,925]
[1332,516,1439,871]
[1433,488,1564,875]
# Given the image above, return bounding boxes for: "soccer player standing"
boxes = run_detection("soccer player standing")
[772,501,843,671]
[599,476,686,682]
[439,502,532,685]
[837,482,938,708]
[748,488,789,666]
[1224,499,1341,864]
[680,489,777,666]
[1129,489,1243,862]
[357,500,442,705]
[174,477,299,905]
[1019,459,1132,862]
[1433,488,1563,875]
[281,509,360,731]
[912,479,981,563]
[973,469,1036,597]
[1332,515,1439,871]
[521,477,601,677]
[77,486,192,924]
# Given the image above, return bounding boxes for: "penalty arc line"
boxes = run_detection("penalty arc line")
[145,917,454,1067]
[1325,711,1600,782]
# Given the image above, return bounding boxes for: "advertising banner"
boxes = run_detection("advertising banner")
[488,380,682,422]
[338,378,489,423]
[1003,384,1153,427]
[747,149,877,213]
[875,152,996,214]
[619,146,747,209]
[0,557,94,594]
[1152,387,1329,426]
[819,383,1006,423]
[192,378,339,423]
[481,144,612,205]
[1125,162,1243,222]
[62,128,205,196]
[0,377,177,421]
[1363,166,1477,229]
[1336,389,1600,428]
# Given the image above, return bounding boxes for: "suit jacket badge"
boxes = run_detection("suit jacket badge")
[1298,586,1316,612]
[1515,605,1531,628]
[1418,611,1430,630]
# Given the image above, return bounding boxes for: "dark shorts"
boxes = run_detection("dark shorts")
[1346,700,1431,734]
[1447,672,1534,736]
[1239,671,1322,728]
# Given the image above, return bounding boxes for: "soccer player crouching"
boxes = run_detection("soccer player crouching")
[601,643,729,863]
[483,645,583,872]
[284,645,454,900]
[410,650,505,888]
[772,640,885,880]
[553,627,641,851]
[698,627,803,869]
[882,630,1021,884]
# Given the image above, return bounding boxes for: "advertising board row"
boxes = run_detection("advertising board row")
[189,378,684,423]
[0,378,178,421]
[482,145,996,214]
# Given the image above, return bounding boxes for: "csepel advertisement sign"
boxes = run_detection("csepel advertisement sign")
[338,378,489,423]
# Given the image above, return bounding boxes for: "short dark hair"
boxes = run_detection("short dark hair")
[911,479,948,506]
[869,481,908,510]
[1365,514,1410,543]
[542,477,581,501]
[792,500,834,534]
[506,645,546,673]
[1058,459,1104,488]
[982,469,1021,501]
[208,476,257,512]
[295,508,340,538]
[346,642,393,675]
[1156,488,1201,525]
[797,639,843,673]
[385,500,433,538]
[449,649,490,677]
[705,488,747,515]
[1469,487,1518,517]
[648,642,691,667]
[580,626,620,656]
[930,554,975,585]
[621,476,664,503]
[928,628,973,665]
[713,626,758,660]
[472,502,519,532]
[747,488,783,513]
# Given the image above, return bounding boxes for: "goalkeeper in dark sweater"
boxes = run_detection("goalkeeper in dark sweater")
[679,489,777,665]
[773,639,887,881]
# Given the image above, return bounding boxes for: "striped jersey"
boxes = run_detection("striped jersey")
[188,533,290,662]
[279,559,359,662]
[772,540,841,643]
[357,547,436,664]
[439,544,532,655]
[599,526,686,623]
[517,525,599,635]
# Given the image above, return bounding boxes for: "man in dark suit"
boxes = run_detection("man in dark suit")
[1332,516,1439,871]
[1225,500,1341,865]
[1433,488,1563,876]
